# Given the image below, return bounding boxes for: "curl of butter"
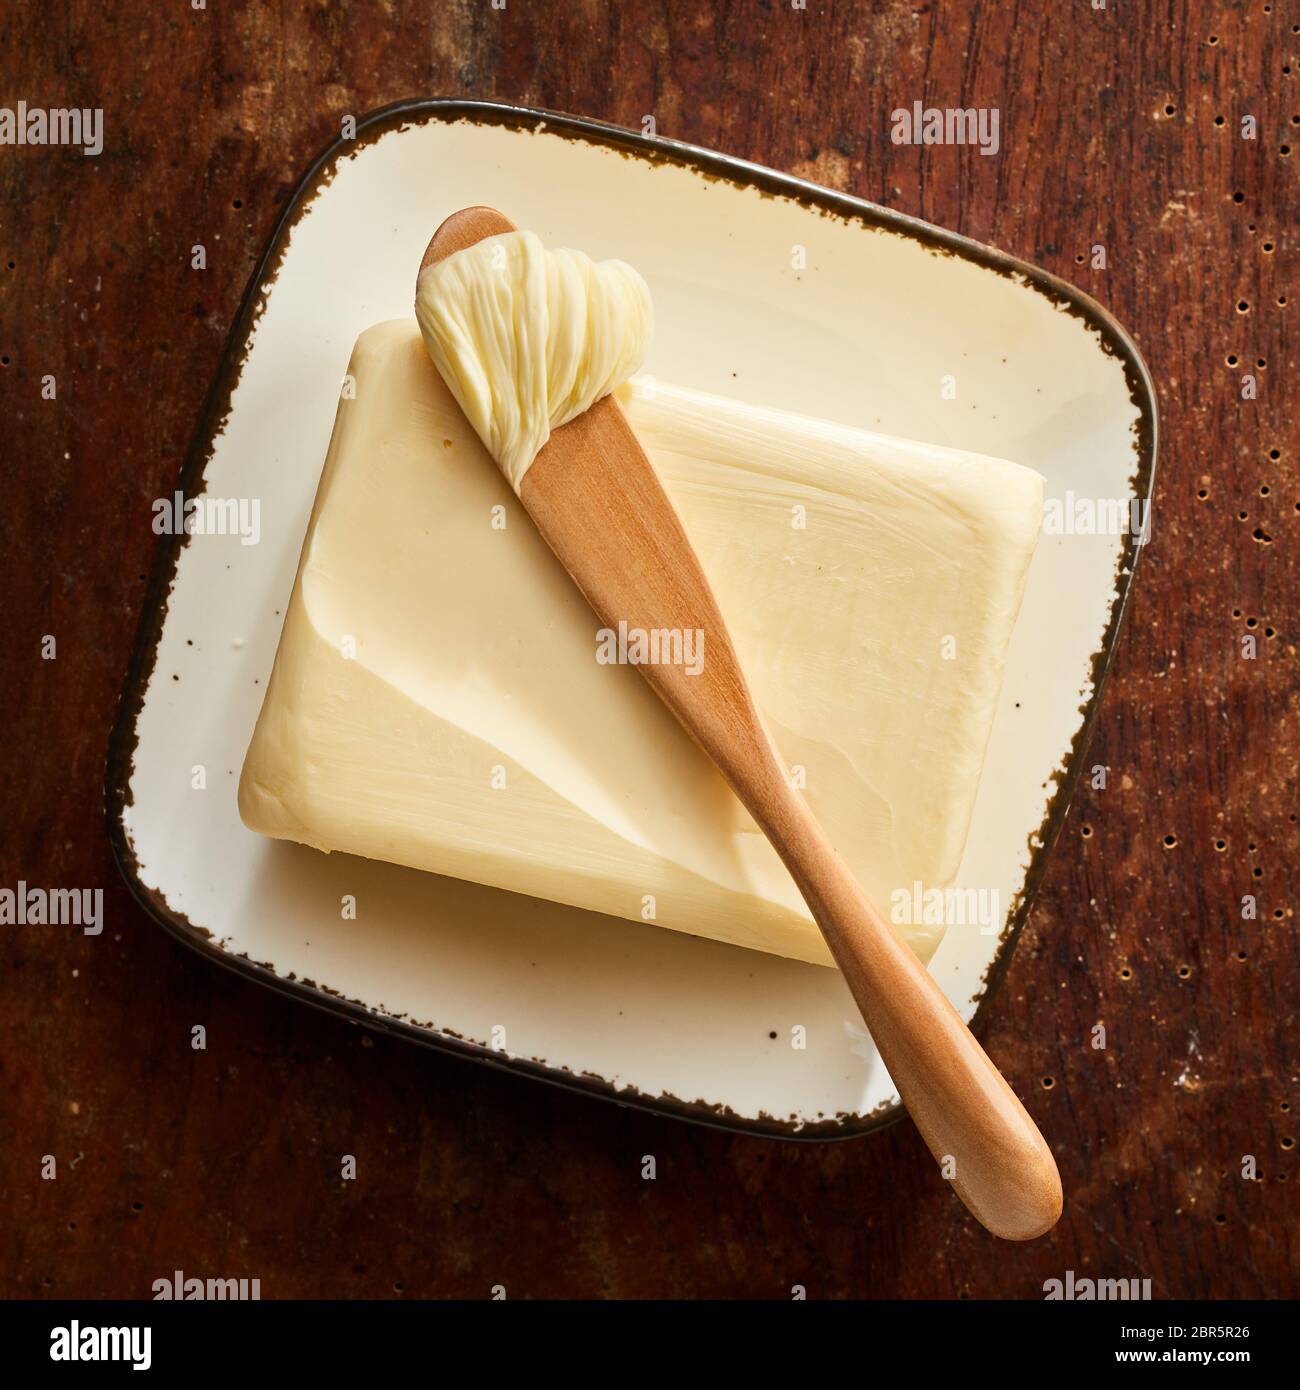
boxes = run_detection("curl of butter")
[414,230,653,491]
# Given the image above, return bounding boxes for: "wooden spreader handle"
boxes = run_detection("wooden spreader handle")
[755,772,1062,1239]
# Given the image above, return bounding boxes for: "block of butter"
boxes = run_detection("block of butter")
[238,320,1043,968]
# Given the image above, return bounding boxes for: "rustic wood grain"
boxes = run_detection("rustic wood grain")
[1,0,1295,1298]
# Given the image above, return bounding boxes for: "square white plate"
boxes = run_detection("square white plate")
[108,101,1156,1137]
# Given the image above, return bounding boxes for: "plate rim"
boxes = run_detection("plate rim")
[103,97,1159,1141]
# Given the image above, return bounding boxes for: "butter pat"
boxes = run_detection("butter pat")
[239,321,1043,968]
[414,230,652,490]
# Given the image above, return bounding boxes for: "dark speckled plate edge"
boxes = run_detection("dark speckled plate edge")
[104,98,1159,1142]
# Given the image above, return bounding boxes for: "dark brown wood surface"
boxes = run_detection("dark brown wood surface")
[2,0,1296,1299]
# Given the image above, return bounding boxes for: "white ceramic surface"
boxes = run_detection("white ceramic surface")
[110,102,1155,1136]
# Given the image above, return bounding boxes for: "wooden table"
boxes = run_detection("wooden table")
[2,0,1295,1298]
